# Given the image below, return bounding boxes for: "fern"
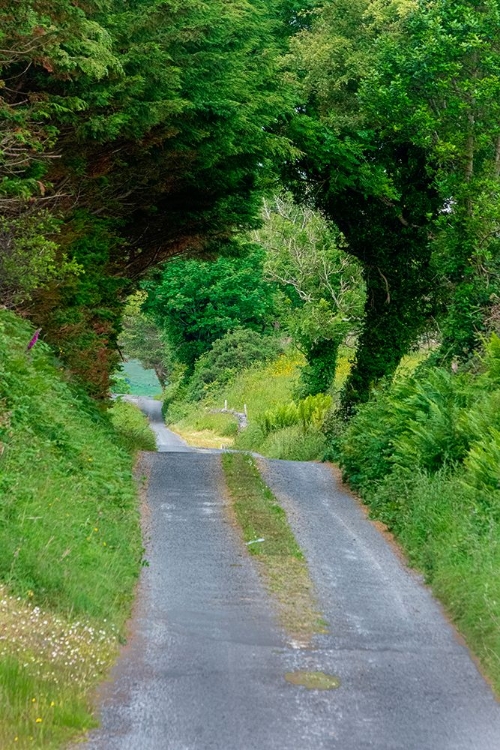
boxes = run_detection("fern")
[259,394,332,436]
[484,333,500,383]
[464,428,500,492]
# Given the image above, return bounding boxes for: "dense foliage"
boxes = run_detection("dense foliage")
[143,246,280,371]
[140,193,364,401]
[255,193,364,395]
[283,0,500,408]
[4,0,500,405]
[187,328,281,401]
[281,1,437,408]
[366,0,500,361]
[0,0,288,394]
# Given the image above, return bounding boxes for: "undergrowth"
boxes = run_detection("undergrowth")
[166,350,307,456]
[166,349,330,459]
[111,399,157,452]
[0,310,151,747]
[337,335,500,694]
[166,346,424,461]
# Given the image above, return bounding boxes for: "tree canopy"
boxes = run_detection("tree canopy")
[143,244,279,371]
[280,0,500,409]
[0,0,289,394]
[3,0,500,405]
[255,193,364,395]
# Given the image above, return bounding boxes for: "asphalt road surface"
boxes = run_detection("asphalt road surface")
[123,396,192,452]
[87,408,500,749]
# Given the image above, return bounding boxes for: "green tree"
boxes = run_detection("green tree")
[0,210,80,306]
[187,328,280,400]
[143,244,279,371]
[0,0,118,314]
[285,0,500,410]
[362,0,500,361]
[0,0,290,395]
[255,193,364,395]
[283,0,443,410]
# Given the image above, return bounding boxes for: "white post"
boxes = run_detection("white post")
[244,404,247,416]
[224,399,228,411]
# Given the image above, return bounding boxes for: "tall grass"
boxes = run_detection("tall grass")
[166,350,308,454]
[0,310,151,747]
[257,425,327,461]
[259,394,332,436]
[111,399,157,452]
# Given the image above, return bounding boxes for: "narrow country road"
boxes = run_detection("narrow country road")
[87,400,500,749]
[123,396,192,452]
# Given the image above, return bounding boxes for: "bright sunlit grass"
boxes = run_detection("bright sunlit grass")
[0,310,152,747]
[167,350,303,450]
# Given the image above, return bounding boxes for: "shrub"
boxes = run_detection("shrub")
[187,329,281,401]
[234,422,266,451]
[483,331,500,383]
[339,368,474,487]
[338,384,398,486]
[259,401,300,435]
[161,364,188,420]
[389,368,471,473]
[463,428,500,494]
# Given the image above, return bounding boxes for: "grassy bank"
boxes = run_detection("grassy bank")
[166,350,304,453]
[0,311,153,747]
[166,349,332,460]
[222,452,325,643]
[166,346,426,461]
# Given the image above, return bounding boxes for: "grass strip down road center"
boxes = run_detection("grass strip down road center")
[222,452,326,644]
